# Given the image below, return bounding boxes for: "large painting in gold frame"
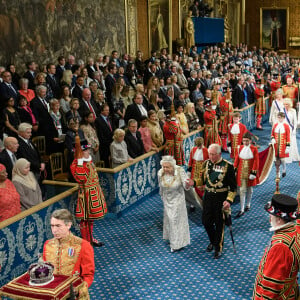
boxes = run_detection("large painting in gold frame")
[148,0,172,55]
[260,7,289,51]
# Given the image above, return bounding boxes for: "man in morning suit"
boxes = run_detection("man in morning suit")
[95,104,114,168]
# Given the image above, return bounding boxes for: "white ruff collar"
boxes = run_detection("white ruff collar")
[274,122,285,133]
[239,146,253,159]
[194,148,203,161]
[231,124,240,134]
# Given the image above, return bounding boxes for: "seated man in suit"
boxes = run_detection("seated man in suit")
[0,136,19,180]
[124,93,148,124]
[125,119,144,158]
[16,123,45,181]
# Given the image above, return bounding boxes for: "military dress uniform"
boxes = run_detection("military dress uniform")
[195,158,236,255]
[203,109,221,148]
[282,84,298,108]
[254,84,265,129]
[43,233,94,299]
[70,158,107,243]
[218,96,233,151]
[163,118,185,166]
[188,146,209,198]
[253,224,300,299]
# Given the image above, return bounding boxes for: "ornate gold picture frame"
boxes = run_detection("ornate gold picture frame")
[148,0,172,55]
[260,7,289,51]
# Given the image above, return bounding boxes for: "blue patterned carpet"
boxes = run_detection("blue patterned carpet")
[90,123,300,300]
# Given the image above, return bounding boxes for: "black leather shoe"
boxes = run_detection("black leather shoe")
[214,251,222,259]
[245,206,250,212]
[189,206,196,213]
[282,172,286,178]
[93,239,104,247]
[206,243,213,252]
[235,211,244,218]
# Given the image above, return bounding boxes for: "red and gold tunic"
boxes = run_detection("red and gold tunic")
[43,233,95,298]
[70,159,107,220]
[204,110,221,147]
[271,122,291,158]
[269,79,281,105]
[252,224,300,299]
[218,96,233,135]
[228,123,248,159]
[188,146,209,198]
[282,84,298,107]
[163,119,185,165]
[255,85,266,115]
[234,145,259,187]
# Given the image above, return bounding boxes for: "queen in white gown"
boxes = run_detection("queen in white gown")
[158,155,191,252]
[283,98,300,163]
[269,89,285,126]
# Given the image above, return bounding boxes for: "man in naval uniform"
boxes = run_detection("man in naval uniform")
[193,143,236,259]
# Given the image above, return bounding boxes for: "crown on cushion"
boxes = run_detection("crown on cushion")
[28,261,55,286]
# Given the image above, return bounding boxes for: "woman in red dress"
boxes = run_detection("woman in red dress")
[0,163,21,222]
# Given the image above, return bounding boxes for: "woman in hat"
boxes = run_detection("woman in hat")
[12,158,42,211]
[70,136,107,247]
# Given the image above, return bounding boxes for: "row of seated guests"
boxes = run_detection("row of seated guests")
[0,158,43,222]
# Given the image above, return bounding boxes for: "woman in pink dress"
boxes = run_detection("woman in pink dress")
[138,116,158,153]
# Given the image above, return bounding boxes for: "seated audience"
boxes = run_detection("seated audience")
[125,119,144,158]
[12,158,42,211]
[0,163,21,222]
[110,128,132,168]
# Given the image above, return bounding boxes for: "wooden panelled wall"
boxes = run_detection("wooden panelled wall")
[245,0,300,56]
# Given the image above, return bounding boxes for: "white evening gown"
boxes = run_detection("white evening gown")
[285,108,300,163]
[158,166,190,250]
